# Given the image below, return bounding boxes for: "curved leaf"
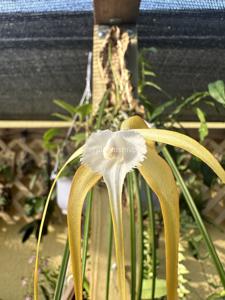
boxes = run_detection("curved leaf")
[121,116,154,149]
[135,128,225,183]
[138,147,179,300]
[34,146,84,300]
[121,115,179,300]
[67,165,101,300]
[208,80,225,106]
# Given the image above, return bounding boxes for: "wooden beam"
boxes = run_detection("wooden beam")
[0,120,224,129]
[94,0,140,25]
[0,120,73,129]
[166,122,225,129]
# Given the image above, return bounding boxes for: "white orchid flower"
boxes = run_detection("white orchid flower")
[34,116,225,300]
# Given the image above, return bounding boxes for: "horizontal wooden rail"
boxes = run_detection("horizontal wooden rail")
[0,121,73,128]
[0,120,224,129]
[166,122,225,129]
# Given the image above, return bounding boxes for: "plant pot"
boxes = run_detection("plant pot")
[56,177,72,215]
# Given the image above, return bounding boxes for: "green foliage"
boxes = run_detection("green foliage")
[24,196,46,217]
[53,99,92,120]
[138,48,161,113]
[142,225,167,300]
[207,290,225,300]
[20,194,54,243]
[19,219,48,243]
[0,195,7,206]
[180,211,207,260]
[0,184,11,209]
[39,261,59,300]
[208,80,225,106]
[23,257,59,300]
[0,162,13,182]
[195,107,208,143]
[53,99,77,115]
[149,99,176,122]
[75,103,92,120]
[143,229,153,279]
[139,49,225,143]
[142,278,167,299]
[43,100,92,151]
[43,128,61,150]
[70,132,86,144]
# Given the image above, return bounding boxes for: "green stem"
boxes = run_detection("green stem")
[95,91,109,130]
[54,192,92,300]
[145,184,156,300]
[162,146,225,288]
[54,84,107,298]
[128,173,136,300]
[54,239,70,300]
[106,217,113,300]
[82,191,93,281]
[133,173,144,300]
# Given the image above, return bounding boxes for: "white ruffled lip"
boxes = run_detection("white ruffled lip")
[81,130,147,176]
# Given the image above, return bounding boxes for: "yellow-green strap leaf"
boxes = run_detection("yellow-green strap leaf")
[135,128,225,183]
[121,115,155,149]
[67,165,101,300]
[138,147,179,300]
[121,116,179,300]
[34,146,84,300]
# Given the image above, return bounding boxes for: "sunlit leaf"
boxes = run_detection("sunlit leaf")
[208,80,225,105]
[43,128,60,149]
[135,128,225,183]
[70,132,86,145]
[34,146,84,300]
[53,99,76,115]
[139,147,179,300]
[144,81,162,91]
[121,116,179,300]
[150,99,176,121]
[67,165,101,300]
[75,103,92,119]
[142,278,167,299]
[52,113,72,121]
[195,107,208,142]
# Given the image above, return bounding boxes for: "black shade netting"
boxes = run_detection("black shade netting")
[0,0,225,120]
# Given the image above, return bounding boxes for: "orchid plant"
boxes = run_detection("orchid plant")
[34,115,225,300]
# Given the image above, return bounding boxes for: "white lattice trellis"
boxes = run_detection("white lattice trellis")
[0,133,49,224]
[202,139,225,224]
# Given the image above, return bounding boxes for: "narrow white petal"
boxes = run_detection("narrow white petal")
[103,165,127,299]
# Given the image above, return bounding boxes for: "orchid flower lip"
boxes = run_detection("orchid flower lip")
[81,129,147,176]
[81,129,147,300]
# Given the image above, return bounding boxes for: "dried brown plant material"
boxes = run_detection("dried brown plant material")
[98,26,143,114]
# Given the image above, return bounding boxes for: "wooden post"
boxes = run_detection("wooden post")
[93,0,140,25]
[90,1,141,299]
[92,25,138,113]
[92,0,141,113]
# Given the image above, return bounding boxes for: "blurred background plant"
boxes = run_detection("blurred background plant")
[22,255,59,300]
[1,46,225,299]
[139,48,225,143]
